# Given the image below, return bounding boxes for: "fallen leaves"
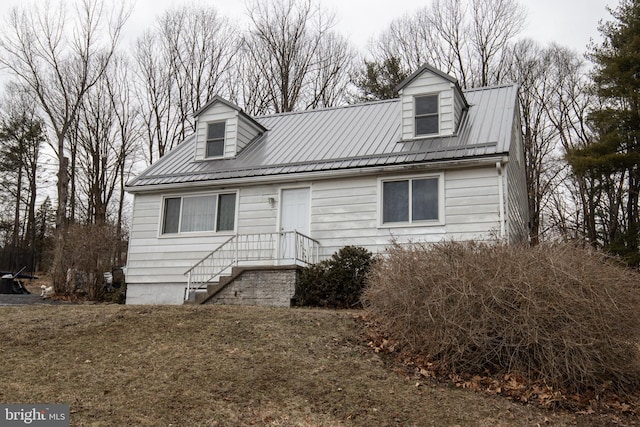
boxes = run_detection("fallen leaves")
[365,328,639,418]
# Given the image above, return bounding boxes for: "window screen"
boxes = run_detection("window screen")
[162,198,181,234]
[383,181,409,223]
[382,177,439,224]
[412,178,439,221]
[217,193,236,231]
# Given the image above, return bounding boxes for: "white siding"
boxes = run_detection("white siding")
[309,167,500,257]
[505,113,529,243]
[453,87,466,132]
[236,116,263,152]
[194,103,237,160]
[126,167,502,303]
[400,72,453,140]
[126,192,238,289]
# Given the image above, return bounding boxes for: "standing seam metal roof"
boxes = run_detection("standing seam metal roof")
[127,84,518,189]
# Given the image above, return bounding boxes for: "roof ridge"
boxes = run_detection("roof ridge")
[257,98,399,119]
[463,83,517,92]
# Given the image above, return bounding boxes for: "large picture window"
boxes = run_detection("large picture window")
[206,121,225,158]
[162,193,236,234]
[382,176,440,224]
[415,94,439,136]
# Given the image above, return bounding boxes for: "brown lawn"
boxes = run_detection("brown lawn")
[0,305,636,426]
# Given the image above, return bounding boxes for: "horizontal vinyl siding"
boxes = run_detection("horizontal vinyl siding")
[126,166,503,288]
[311,177,379,257]
[401,72,454,140]
[505,118,529,243]
[236,185,280,234]
[127,191,240,285]
[194,105,237,160]
[236,117,262,152]
[454,90,465,131]
[445,168,500,239]
[310,167,500,257]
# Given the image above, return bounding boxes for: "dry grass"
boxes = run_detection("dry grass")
[0,304,634,426]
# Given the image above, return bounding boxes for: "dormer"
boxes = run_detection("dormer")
[396,64,469,140]
[192,96,266,161]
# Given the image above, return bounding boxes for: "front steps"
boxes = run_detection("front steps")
[185,265,301,307]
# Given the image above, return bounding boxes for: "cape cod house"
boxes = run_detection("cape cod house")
[125,64,529,305]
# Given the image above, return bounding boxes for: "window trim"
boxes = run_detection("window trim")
[378,173,445,228]
[205,120,226,158]
[159,191,238,237]
[414,94,440,137]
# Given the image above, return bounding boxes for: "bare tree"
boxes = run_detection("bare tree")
[134,4,237,163]
[369,0,525,89]
[506,40,559,244]
[0,0,129,290]
[470,0,526,86]
[0,0,129,229]
[241,0,354,114]
[73,56,139,228]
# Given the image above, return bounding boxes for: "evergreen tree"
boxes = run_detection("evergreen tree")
[567,0,640,264]
[0,112,45,249]
[352,57,409,102]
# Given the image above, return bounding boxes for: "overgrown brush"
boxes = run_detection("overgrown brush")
[363,241,640,393]
[50,223,123,300]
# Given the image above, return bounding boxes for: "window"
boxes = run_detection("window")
[415,95,439,136]
[382,176,440,224]
[206,121,225,157]
[162,193,236,234]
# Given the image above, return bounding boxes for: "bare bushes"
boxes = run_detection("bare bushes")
[51,223,122,300]
[363,241,640,392]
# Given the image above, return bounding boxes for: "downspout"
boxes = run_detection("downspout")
[496,159,507,240]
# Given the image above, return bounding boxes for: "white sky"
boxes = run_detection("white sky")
[0,0,614,55]
[125,0,614,54]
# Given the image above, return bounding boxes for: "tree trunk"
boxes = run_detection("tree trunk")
[12,164,23,248]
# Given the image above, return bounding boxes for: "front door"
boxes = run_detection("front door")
[280,187,310,261]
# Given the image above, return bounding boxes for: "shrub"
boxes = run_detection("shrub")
[50,223,124,300]
[363,241,640,392]
[294,246,373,308]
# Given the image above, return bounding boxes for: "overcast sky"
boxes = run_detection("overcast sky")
[0,0,615,56]
[126,0,613,54]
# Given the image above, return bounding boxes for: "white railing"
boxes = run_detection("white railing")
[184,231,319,301]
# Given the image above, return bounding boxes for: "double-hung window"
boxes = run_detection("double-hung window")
[206,121,225,158]
[162,193,236,234]
[381,176,441,225]
[415,94,439,136]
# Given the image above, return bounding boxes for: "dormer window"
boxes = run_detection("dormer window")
[206,121,225,158]
[415,94,439,136]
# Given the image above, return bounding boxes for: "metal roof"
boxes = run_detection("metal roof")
[127,84,518,190]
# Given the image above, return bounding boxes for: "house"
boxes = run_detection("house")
[124,64,529,305]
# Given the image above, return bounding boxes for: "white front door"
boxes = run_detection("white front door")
[280,187,310,261]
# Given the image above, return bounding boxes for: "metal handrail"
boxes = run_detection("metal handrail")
[184,231,320,301]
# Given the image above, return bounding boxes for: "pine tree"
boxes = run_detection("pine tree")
[567,0,640,264]
[353,57,409,102]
